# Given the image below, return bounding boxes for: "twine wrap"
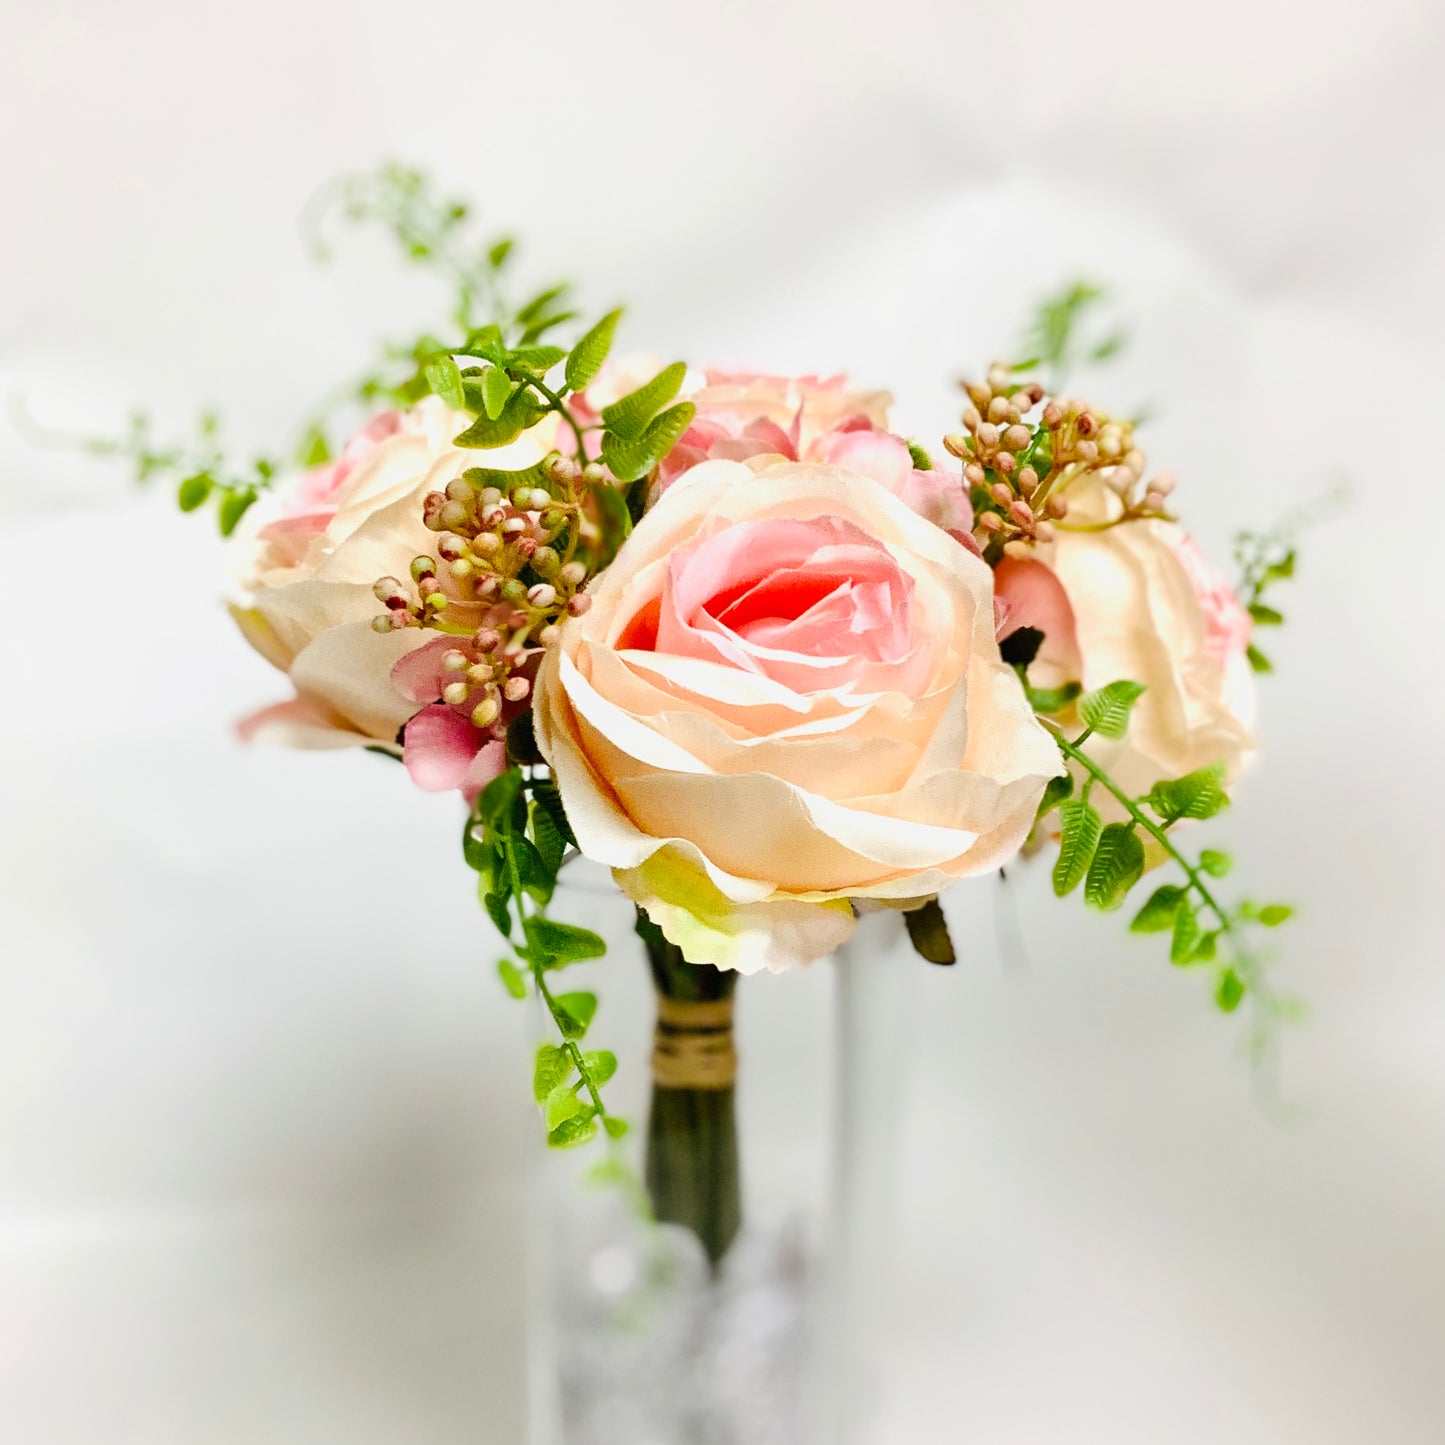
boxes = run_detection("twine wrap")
[650,994,737,1090]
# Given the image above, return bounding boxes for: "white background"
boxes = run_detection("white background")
[3,1,1444,1441]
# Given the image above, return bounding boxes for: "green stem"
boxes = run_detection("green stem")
[500,825,610,1128]
[523,374,591,465]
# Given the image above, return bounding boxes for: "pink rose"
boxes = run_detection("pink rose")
[993,473,1254,804]
[533,457,1063,973]
[231,397,561,759]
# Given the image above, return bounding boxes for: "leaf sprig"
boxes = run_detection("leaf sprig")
[1031,676,1295,1048]
[465,765,641,1166]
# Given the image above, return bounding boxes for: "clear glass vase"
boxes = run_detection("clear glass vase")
[525,902,916,1445]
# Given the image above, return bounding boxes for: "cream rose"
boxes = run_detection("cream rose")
[534,458,1064,973]
[995,472,1254,804]
[232,396,558,750]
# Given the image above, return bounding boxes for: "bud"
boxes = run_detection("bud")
[1009,500,1034,529]
[1076,439,1098,463]
[474,628,503,654]
[987,395,1011,423]
[528,488,553,511]
[1076,412,1098,438]
[1003,424,1032,453]
[1046,496,1068,519]
[1017,466,1039,496]
[960,404,981,431]
[448,559,473,580]
[977,422,1000,449]
[500,579,527,602]
[471,695,501,728]
[977,512,1003,534]
[423,591,447,611]
[473,532,501,556]
[442,681,470,707]
[527,583,557,608]
[539,624,561,648]
[503,676,531,702]
[410,556,437,582]
[514,536,538,560]
[442,650,470,672]
[446,477,472,503]
[532,545,559,575]
[582,463,607,484]
[567,593,592,617]
[943,433,971,458]
[481,504,507,528]
[966,381,992,411]
[990,482,1013,507]
[1106,468,1134,498]
[987,363,1011,392]
[373,576,405,604]
[1144,490,1167,513]
[995,451,1016,475]
[480,487,503,509]
[1042,403,1063,428]
[1151,471,1176,496]
[510,485,532,508]
[964,462,986,487]
[1034,521,1056,543]
[541,509,566,533]
[560,560,587,588]
[437,533,467,562]
[370,614,394,634]
[502,517,528,535]
[440,500,469,530]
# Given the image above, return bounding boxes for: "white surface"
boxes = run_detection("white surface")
[3,1,1445,1441]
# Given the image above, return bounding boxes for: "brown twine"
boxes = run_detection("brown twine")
[651,994,737,1090]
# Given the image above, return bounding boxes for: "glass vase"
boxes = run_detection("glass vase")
[525,900,916,1445]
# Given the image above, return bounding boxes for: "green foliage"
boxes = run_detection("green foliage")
[1131,885,1186,933]
[1078,680,1147,740]
[566,310,621,392]
[1053,798,1103,897]
[1016,280,1127,381]
[462,767,635,1167]
[601,362,687,439]
[903,898,956,964]
[1084,822,1145,911]
[1146,763,1228,824]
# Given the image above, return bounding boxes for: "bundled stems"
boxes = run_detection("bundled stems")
[635,909,742,1269]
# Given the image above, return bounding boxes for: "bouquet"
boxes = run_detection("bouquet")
[82,167,1299,1270]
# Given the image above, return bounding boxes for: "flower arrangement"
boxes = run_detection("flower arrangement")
[85,166,1300,1263]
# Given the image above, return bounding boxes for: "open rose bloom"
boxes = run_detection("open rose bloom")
[535,458,1063,972]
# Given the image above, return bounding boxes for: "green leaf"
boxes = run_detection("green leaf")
[454,385,547,448]
[487,238,513,269]
[511,833,556,906]
[1215,969,1245,1012]
[582,1050,618,1087]
[1027,680,1082,716]
[554,991,598,1039]
[1248,602,1284,626]
[548,1113,598,1149]
[1170,898,1202,963]
[530,797,567,876]
[531,778,577,850]
[525,917,606,966]
[480,365,515,421]
[1266,551,1296,580]
[1131,884,1186,933]
[1053,799,1103,897]
[483,889,513,938]
[511,345,567,374]
[601,400,696,484]
[1199,849,1233,878]
[217,487,258,536]
[1084,823,1145,911]
[1146,762,1229,824]
[424,353,467,409]
[590,472,633,565]
[177,473,212,512]
[602,1116,630,1140]
[515,284,569,327]
[601,361,686,440]
[1247,644,1273,674]
[1259,904,1294,927]
[297,427,331,467]
[903,898,955,964]
[906,440,933,470]
[545,1082,583,1130]
[1036,772,1073,819]
[1193,931,1219,962]
[565,309,621,393]
[479,767,525,830]
[533,1044,573,1101]
[520,312,577,345]
[497,958,527,1000]
[1079,680,1147,739]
